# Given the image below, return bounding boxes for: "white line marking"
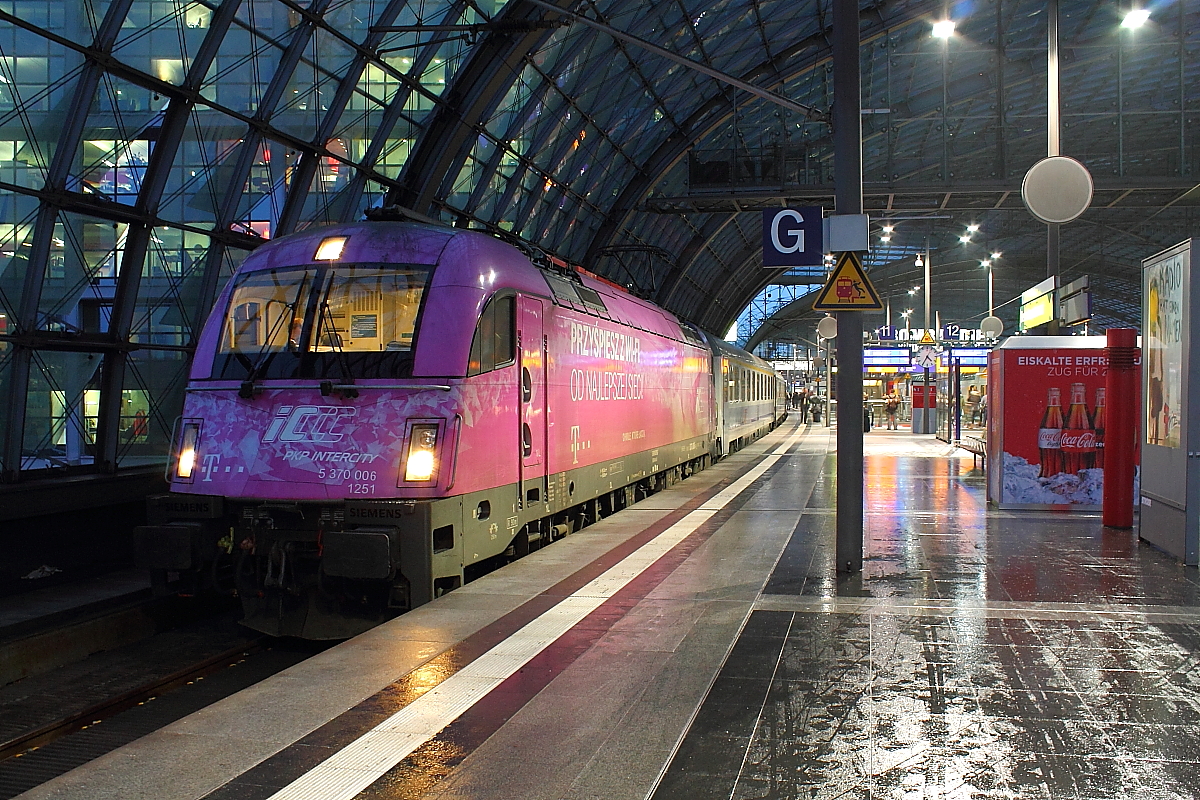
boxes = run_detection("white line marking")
[266,426,806,800]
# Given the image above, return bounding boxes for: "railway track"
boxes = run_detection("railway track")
[0,591,327,799]
[0,638,265,762]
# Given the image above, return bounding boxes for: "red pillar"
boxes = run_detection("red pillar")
[1103,328,1138,528]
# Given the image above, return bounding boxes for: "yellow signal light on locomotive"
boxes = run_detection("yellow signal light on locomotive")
[314,235,348,261]
[403,424,439,482]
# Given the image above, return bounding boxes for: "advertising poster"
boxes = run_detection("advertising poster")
[1144,251,1184,448]
[995,346,1109,508]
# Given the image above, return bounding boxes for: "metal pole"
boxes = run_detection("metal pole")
[832,0,863,574]
[1046,0,1061,291]
[921,247,931,436]
[1048,0,1060,158]
[826,344,832,427]
[924,247,931,333]
[988,266,994,315]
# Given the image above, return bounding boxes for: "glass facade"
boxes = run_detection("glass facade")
[0,0,1196,479]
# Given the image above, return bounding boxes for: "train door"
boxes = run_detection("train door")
[715,356,727,456]
[517,296,546,504]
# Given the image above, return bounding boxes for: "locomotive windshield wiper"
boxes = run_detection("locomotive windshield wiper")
[317,298,359,399]
[239,274,312,398]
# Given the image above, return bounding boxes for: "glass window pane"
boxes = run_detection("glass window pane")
[22,350,103,471]
[115,348,189,469]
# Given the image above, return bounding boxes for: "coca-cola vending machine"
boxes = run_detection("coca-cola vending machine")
[987,336,1128,509]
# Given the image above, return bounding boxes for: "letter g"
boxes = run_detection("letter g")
[770,209,805,254]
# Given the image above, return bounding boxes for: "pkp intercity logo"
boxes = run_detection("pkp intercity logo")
[262,405,357,443]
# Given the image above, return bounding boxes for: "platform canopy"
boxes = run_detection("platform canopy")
[0,0,1197,480]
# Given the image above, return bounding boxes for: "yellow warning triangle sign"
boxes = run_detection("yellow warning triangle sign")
[811,252,883,311]
[919,329,936,344]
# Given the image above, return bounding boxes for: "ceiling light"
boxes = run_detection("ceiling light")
[1122,9,1150,28]
[932,20,955,38]
[959,235,971,243]
[967,224,980,233]
[991,251,1002,259]
[881,235,891,242]
[980,260,991,268]
[882,225,894,234]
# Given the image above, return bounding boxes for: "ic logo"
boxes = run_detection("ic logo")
[262,406,358,443]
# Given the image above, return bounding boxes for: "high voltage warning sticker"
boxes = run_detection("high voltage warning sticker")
[811,252,883,311]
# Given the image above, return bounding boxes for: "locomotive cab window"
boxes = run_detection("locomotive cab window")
[468,294,515,376]
[213,262,432,380]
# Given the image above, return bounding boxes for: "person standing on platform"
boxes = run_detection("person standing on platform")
[965,386,981,428]
[885,389,900,430]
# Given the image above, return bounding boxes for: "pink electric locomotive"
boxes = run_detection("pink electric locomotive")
[137,222,785,638]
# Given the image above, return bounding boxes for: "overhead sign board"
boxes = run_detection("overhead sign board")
[1021,276,1057,306]
[1020,292,1056,330]
[811,251,883,310]
[941,347,991,367]
[863,348,911,368]
[1019,275,1058,331]
[762,207,823,267]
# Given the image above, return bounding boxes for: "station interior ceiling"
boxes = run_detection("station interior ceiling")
[0,0,1197,484]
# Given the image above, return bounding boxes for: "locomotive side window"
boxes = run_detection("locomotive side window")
[467,294,515,376]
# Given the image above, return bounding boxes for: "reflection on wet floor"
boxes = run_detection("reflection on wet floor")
[655,431,1200,800]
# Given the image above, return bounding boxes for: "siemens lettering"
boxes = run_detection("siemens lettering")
[570,322,641,364]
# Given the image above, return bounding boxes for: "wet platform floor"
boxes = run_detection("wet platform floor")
[657,429,1200,800]
[16,424,1200,800]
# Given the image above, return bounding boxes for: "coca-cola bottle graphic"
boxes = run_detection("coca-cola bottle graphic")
[1092,386,1106,470]
[1039,387,1064,478]
[1061,382,1096,474]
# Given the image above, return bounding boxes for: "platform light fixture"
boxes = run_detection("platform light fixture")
[932,19,955,38]
[1122,9,1150,28]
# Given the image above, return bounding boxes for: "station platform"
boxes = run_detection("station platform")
[16,420,1200,800]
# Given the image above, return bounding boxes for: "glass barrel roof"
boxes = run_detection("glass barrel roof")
[0,0,1197,479]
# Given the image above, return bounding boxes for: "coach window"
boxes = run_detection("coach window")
[468,294,515,376]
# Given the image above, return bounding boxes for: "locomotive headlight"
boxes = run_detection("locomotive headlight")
[404,424,439,482]
[173,421,201,482]
[314,235,348,261]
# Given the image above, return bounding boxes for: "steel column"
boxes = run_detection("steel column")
[832,0,863,574]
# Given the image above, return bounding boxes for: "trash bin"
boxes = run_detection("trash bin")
[863,406,872,432]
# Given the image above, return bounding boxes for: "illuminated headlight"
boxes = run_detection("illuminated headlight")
[314,235,348,261]
[172,421,201,482]
[404,424,439,482]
